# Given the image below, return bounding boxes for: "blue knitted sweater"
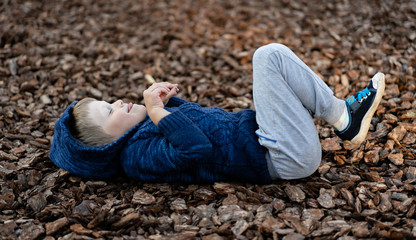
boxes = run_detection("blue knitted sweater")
[50,97,272,184]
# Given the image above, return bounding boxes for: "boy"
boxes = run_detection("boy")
[50,43,385,183]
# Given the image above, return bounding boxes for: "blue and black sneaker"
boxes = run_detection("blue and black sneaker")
[335,72,385,145]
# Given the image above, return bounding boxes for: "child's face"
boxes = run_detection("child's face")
[88,99,147,140]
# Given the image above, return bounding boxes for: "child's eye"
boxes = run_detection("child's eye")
[108,107,113,116]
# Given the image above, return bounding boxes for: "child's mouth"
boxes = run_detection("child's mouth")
[128,102,133,112]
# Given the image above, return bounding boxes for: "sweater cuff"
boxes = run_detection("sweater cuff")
[165,96,188,108]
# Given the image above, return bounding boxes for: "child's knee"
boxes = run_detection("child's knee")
[253,43,291,67]
[254,43,288,57]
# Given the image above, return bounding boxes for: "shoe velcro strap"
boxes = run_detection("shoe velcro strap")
[346,96,356,105]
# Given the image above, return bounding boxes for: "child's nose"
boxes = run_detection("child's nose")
[114,100,124,108]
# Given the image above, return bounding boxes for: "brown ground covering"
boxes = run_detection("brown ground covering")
[1,0,416,239]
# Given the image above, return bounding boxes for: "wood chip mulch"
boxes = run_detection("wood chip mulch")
[1,0,415,239]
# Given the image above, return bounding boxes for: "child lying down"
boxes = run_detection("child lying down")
[50,43,385,184]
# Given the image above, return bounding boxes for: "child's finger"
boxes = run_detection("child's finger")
[159,82,177,88]
[156,82,178,91]
[152,86,168,94]
[165,87,177,98]
[161,87,178,105]
[147,83,165,92]
[148,85,169,94]
[147,82,177,90]
[157,86,171,95]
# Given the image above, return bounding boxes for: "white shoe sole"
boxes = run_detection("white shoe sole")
[349,72,385,145]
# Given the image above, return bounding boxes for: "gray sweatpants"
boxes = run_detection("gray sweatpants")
[253,43,345,180]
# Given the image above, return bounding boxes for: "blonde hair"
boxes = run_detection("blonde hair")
[69,98,115,146]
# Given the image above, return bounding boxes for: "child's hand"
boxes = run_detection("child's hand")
[143,82,179,109]
[143,82,179,125]
[162,83,179,105]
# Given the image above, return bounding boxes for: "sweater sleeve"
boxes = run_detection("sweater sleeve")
[121,110,213,181]
[157,110,213,161]
[165,96,189,107]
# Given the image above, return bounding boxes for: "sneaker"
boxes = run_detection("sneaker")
[335,72,385,145]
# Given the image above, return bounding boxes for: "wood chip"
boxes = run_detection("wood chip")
[1,1,415,239]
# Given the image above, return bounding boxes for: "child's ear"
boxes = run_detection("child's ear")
[68,107,79,137]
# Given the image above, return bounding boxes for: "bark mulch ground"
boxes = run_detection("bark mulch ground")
[1,0,415,239]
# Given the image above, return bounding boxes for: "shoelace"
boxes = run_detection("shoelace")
[355,88,370,102]
[346,87,371,106]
